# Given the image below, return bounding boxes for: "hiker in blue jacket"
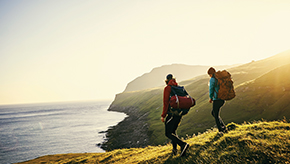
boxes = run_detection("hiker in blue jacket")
[208,67,228,133]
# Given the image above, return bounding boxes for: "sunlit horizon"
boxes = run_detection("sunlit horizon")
[1,0,290,105]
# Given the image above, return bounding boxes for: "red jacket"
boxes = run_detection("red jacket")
[161,79,178,118]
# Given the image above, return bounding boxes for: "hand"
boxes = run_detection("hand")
[209,99,213,103]
[161,117,165,122]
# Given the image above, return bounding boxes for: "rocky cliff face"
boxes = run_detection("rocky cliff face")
[99,50,290,151]
[100,105,151,151]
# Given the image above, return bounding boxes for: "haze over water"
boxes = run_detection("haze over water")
[0,100,126,164]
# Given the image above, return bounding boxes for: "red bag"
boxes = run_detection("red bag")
[170,95,195,109]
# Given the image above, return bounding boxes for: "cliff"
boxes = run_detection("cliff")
[101,50,290,151]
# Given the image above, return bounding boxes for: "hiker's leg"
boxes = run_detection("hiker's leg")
[165,115,186,147]
[171,116,181,149]
[217,100,226,130]
[165,115,177,148]
[172,141,177,150]
[212,100,225,132]
[211,102,221,131]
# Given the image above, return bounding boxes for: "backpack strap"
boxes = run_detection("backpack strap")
[170,85,176,95]
[170,86,180,108]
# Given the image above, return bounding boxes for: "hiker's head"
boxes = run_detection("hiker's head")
[207,67,216,77]
[165,74,174,84]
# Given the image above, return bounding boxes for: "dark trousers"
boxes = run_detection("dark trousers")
[212,100,226,132]
[165,114,186,149]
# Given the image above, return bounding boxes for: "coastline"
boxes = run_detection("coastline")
[0,100,126,164]
[100,104,151,151]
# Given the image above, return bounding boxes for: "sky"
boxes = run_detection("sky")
[1,0,290,105]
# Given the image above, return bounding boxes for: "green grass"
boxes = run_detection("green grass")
[108,63,290,147]
[19,120,290,164]
[17,52,290,163]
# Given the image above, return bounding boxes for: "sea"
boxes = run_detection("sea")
[0,100,127,164]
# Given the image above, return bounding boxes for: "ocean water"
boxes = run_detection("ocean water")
[0,100,126,164]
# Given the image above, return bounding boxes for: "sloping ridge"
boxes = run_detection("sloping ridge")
[232,63,290,121]
[123,64,236,92]
[105,49,290,150]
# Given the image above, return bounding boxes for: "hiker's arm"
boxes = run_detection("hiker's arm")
[209,78,215,101]
[161,86,171,118]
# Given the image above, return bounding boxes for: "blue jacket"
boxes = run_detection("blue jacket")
[209,75,220,100]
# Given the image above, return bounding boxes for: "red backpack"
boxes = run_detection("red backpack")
[169,85,196,116]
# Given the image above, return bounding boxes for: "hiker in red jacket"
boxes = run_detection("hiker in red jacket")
[161,74,189,157]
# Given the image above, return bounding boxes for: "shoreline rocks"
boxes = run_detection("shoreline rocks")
[100,105,151,151]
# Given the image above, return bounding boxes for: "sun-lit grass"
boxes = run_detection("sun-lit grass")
[19,120,290,164]
[107,63,290,148]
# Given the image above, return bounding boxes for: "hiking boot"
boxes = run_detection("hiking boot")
[218,131,224,135]
[222,127,228,133]
[172,148,177,155]
[180,143,189,157]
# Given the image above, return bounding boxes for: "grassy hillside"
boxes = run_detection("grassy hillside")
[179,63,290,138]
[19,120,290,164]
[105,50,290,149]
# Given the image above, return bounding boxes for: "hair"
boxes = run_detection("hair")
[165,74,176,85]
[207,67,216,75]
[165,74,172,84]
[165,79,169,85]
[165,78,175,84]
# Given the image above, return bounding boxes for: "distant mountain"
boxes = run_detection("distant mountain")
[104,49,290,150]
[124,64,237,92]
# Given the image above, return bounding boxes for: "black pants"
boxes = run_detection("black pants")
[165,114,186,149]
[212,100,226,132]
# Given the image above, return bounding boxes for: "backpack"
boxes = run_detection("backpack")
[215,70,236,100]
[169,85,196,116]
